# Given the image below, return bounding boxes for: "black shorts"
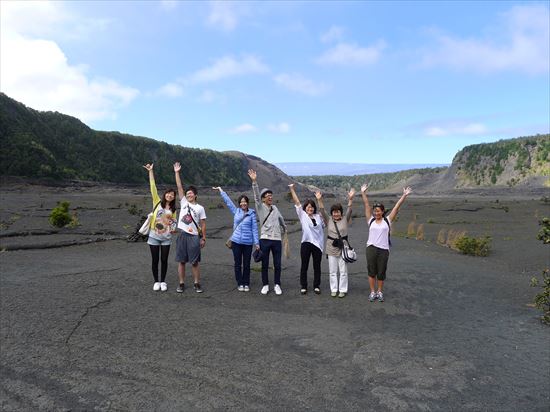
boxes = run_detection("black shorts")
[366,245,389,280]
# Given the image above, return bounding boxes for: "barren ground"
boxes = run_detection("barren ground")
[1,181,549,411]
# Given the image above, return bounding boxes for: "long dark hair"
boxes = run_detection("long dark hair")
[161,188,177,213]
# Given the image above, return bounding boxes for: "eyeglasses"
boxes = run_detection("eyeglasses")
[311,218,317,226]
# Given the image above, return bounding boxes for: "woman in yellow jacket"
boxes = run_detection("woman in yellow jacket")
[143,163,178,291]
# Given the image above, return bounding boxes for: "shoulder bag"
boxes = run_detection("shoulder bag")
[139,201,161,236]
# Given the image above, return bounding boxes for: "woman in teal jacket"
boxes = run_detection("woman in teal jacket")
[213,187,259,292]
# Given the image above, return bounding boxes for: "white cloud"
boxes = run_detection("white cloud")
[267,122,290,134]
[274,73,330,97]
[189,55,269,84]
[155,83,184,98]
[425,123,488,137]
[0,1,71,37]
[320,26,345,44]
[0,1,138,122]
[207,1,239,32]
[230,123,258,134]
[197,90,226,104]
[1,0,112,41]
[420,4,549,74]
[160,0,179,10]
[316,41,386,66]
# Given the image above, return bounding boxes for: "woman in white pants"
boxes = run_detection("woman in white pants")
[319,189,355,298]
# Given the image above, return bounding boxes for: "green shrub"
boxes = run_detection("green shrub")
[127,204,141,215]
[532,218,550,324]
[537,217,550,244]
[454,235,491,256]
[49,201,72,227]
[531,270,550,324]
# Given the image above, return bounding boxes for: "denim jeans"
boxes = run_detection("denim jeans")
[260,239,282,286]
[231,242,253,286]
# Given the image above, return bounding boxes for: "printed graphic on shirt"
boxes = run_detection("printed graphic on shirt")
[178,200,206,235]
[153,208,176,237]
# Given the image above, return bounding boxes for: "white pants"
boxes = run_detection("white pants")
[328,255,348,293]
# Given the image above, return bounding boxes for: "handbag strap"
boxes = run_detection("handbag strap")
[333,219,352,248]
[187,205,202,235]
[151,201,161,214]
[234,213,248,230]
[262,207,274,227]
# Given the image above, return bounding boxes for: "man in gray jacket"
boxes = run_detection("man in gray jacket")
[248,169,287,295]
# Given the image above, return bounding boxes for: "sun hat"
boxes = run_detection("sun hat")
[260,188,273,198]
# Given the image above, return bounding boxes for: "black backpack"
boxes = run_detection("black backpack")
[368,217,392,247]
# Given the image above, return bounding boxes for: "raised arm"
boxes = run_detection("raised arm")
[315,191,328,225]
[288,184,301,207]
[174,162,184,200]
[360,184,372,221]
[143,163,160,206]
[387,186,412,222]
[213,186,238,215]
[248,169,261,207]
[345,188,355,223]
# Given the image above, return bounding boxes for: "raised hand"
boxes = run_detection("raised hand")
[348,188,356,200]
[314,191,322,200]
[360,183,368,193]
[212,186,222,192]
[288,183,295,189]
[173,162,181,173]
[247,169,257,181]
[403,186,412,196]
[143,163,153,171]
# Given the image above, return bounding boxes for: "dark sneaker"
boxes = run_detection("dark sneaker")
[314,288,321,295]
[176,283,185,293]
[300,288,307,295]
[194,283,203,293]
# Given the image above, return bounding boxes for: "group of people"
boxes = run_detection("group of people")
[142,162,412,301]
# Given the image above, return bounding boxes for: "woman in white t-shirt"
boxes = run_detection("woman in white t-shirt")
[361,183,412,302]
[289,184,327,295]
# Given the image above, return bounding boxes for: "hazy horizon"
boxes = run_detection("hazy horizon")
[276,162,449,176]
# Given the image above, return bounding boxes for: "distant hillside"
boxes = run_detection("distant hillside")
[0,93,293,191]
[451,135,550,187]
[294,135,549,193]
[295,167,448,193]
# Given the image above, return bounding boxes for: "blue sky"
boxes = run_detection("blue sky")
[1,1,549,164]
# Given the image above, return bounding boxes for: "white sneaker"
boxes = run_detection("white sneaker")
[261,285,269,295]
[153,282,161,291]
[160,282,167,292]
[244,286,250,292]
[238,285,245,292]
[274,284,282,295]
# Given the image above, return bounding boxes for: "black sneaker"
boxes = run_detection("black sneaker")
[176,283,185,293]
[194,283,203,293]
[314,288,321,295]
